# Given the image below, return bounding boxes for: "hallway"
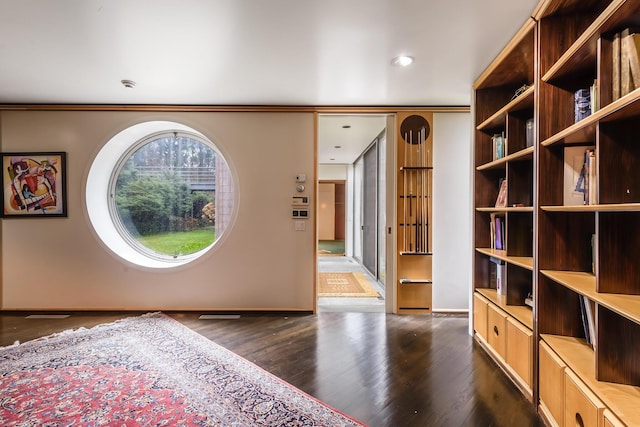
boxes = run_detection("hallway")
[318,255,385,313]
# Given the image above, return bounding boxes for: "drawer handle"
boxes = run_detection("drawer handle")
[493,325,499,336]
[575,412,584,427]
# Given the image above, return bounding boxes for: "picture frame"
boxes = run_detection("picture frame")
[1,152,67,217]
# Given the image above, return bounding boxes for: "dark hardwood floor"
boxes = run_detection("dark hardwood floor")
[0,311,545,427]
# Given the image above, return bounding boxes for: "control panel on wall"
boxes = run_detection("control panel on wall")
[292,173,308,229]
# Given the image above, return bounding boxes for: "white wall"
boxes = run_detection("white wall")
[318,164,347,180]
[0,109,472,312]
[432,112,472,311]
[0,110,316,311]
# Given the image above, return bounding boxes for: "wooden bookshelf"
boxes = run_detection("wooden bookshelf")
[472,16,536,405]
[473,0,640,424]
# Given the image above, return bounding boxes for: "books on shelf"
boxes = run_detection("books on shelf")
[492,132,506,161]
[489,213,505,250]
[495,178,508,207]
[489,256,507,295]
[574,81,597,122]
[591,234,596,274]
[579,295,597,349]
[614,31,621,100]
[614,28,640,99]
[563,146,596,205]
[585,148,596,205]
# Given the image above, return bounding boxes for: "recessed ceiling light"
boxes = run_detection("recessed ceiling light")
[121,79,136,88]
[391,56,414,67]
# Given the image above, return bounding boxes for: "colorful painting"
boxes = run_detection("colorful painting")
[1,152,67,217]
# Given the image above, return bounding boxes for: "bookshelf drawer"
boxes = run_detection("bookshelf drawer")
[565,369,605,427]
[487,303,507,359]
[473,293,489,339]
[506,317,532,387]
[539,341,566,427]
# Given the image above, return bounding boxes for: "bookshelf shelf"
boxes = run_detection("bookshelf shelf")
[399,166,433,171]
[399,278,432,285]
[540,88,640,147]
[542,270,640,324]
[541,203,640,212]
[476,146,534,171]
[476,86,535,132]
[476,248,534,271]
[399,251,433,256]
[476,206,534,213]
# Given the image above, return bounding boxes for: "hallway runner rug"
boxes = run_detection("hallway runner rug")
[318,272,380,297]
[0,312,366,426]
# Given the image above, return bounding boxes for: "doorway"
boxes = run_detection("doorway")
[316,114,388,313]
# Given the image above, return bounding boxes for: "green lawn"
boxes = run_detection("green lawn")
[137,227,216,255]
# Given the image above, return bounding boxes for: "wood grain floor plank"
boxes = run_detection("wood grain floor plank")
[0,311,544,427]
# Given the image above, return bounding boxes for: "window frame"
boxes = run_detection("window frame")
[85,121,235,269]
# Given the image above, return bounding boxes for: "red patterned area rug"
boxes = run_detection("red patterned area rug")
[0,312,366,426]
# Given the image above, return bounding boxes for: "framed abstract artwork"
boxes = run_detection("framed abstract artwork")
[1,152,67,217]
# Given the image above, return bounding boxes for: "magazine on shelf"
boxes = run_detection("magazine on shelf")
[489,256,506,295]
[563,146,595,205]
[495,178,508,207]
[614,27,640,98]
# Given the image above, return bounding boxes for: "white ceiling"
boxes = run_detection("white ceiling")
[0,0,539,163]
[318,115,388,164]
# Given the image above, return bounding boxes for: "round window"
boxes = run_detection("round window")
[86,121,235,269]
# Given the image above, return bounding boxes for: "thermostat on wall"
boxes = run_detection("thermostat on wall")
[291,196,309,206]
